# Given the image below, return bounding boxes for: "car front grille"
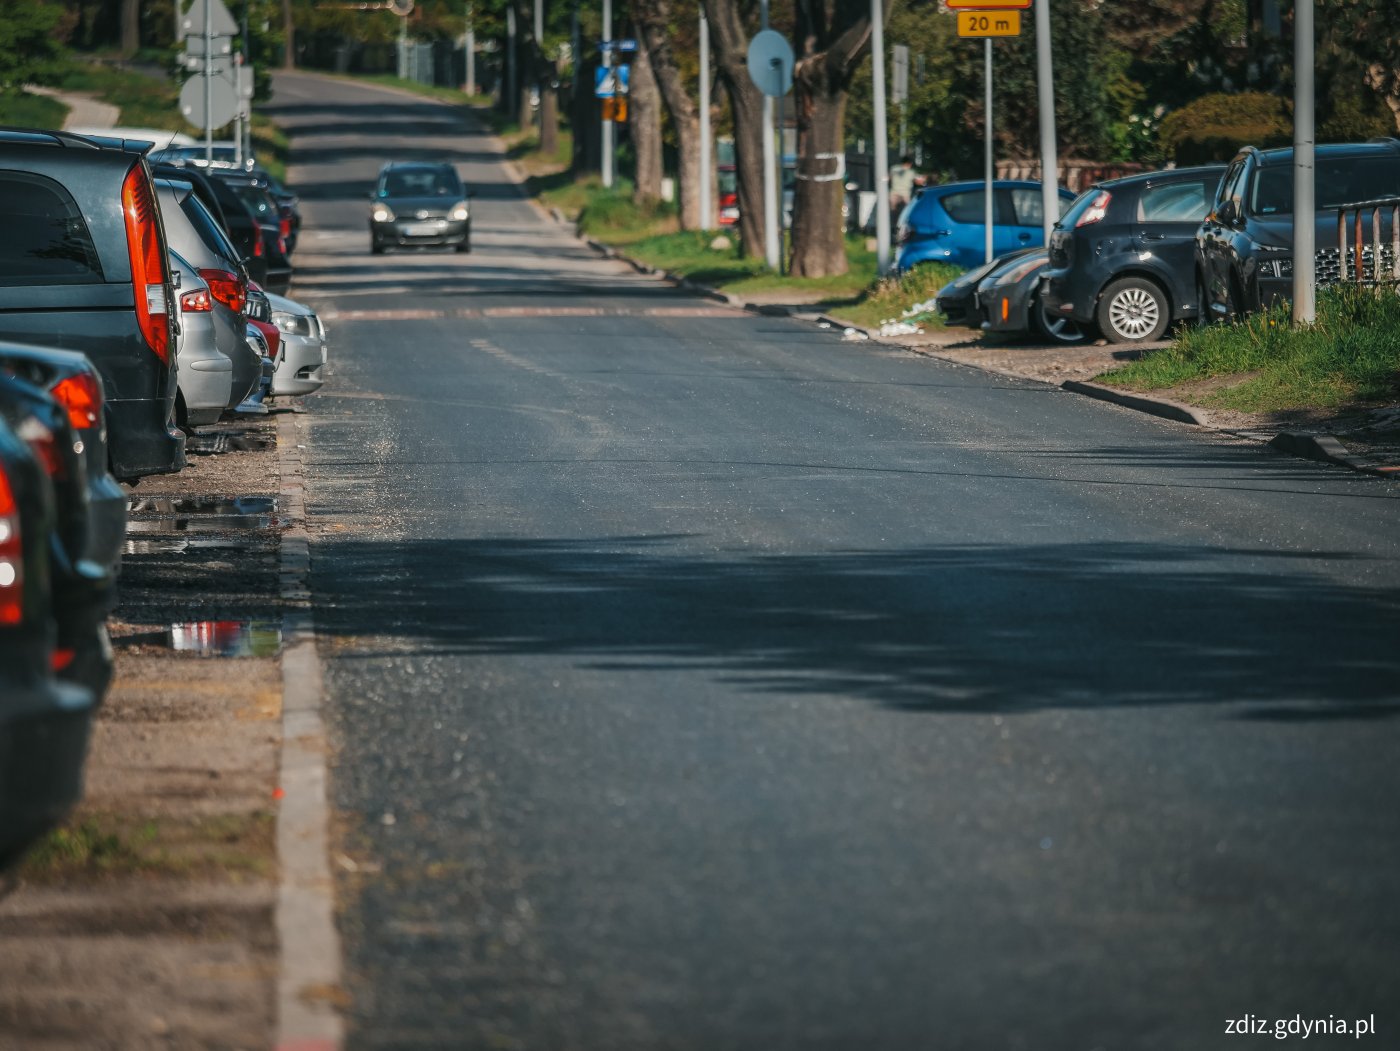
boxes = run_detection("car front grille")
[1316,244,1400,284]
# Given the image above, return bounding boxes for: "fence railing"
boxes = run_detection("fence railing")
[1331,197,1400,284]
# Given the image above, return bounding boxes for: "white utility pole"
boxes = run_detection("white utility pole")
[1292,0,1315,325]
[984,38,993,265]
[601,0,613,187]
[465,3,475,94]
[203,0,213,164]
[871,0,891,273]
[234,53,244,168]
[1034,0,1058,243]
[506,6,517,117]
[699,6,713,229]
[760,0,779,269]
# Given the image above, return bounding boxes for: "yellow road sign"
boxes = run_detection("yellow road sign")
[956,10,1022,36]
[946,0,1029,8]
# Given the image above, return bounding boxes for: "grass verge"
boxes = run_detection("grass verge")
[820,262,964,329]
[1096,285,1400,414]
[0,91,69,129]
[20,810,276,883]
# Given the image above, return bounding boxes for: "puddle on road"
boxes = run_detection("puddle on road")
[115,620,283,657]
[122,537,268,556]
[187,430,276,456]
[126,495,281,533]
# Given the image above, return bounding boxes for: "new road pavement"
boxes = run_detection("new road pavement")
[269,73,1400,1050]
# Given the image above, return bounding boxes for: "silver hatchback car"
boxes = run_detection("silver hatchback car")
[369,162,472,254]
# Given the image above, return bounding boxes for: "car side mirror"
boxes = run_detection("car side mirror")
[1215,200,1237,225]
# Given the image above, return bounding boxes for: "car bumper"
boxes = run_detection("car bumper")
[181,349,234,426]
[272,331,327,396]
[86,473,128,572]
[0,677,95,870]
[977,287,1032,334]
[371,217,469,247]
[105,398,186,480]
[1037,269,1095,325]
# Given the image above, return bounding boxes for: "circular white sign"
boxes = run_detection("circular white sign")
[746,29,794,97]
[179,73,239,129]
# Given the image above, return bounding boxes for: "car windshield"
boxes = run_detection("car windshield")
[1251,155,1400,214]
[380,168,461,198]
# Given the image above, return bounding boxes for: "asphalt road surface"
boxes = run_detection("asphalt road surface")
[269,73,1400,1051]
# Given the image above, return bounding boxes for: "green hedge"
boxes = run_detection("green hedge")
[1158,92,1292,166]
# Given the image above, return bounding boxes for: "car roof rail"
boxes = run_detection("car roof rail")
[0,125,154,154]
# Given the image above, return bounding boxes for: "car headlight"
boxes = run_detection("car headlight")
[271,310,313,336]
[449,202,470,222]
[371,204,395,222]
[996,258,1045,286]
[1251,242,1291,278]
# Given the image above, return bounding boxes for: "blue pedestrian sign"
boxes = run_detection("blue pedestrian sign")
[598,38,638,53]
[594,65,630,98]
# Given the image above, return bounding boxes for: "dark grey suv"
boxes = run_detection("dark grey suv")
[0,129,185,481]
[1196,140,1400,318]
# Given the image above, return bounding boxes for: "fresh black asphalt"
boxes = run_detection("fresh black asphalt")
[269,73,1400,1051]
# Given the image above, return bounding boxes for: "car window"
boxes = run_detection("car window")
[0,171,104,285]
[1138,180,1211,222]
[1056,188,1100,228]
[381,168,462,197]
[1009,188,1048,227]
[228,184,276,220]
[179,193,241,264]
[1250,155,1400,215]
[938,190,990,225]
[1217,158,1248,213]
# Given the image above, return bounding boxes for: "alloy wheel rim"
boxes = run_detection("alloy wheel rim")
[1109,288,1160,339]
[1039,305,1085,344]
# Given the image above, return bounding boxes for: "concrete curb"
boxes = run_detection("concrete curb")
[274,411,344,1051]
[1059,379,1207,426]
[1268,431,1400,477]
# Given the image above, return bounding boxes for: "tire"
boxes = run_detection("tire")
[1032,295,1091,345]
[371,240,385,255]
[1096,276,1169,343]
[455,239,470,254]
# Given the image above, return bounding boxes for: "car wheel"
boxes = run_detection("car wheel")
[1096,277,1169,343]
[1032,296,1091,345]
[371,240,384,255]
[455,239,470,254]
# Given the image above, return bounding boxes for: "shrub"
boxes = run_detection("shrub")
[1157,92,1292,166]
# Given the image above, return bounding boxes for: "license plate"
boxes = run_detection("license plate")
[403,222,441,236]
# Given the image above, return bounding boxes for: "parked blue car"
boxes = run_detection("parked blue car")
[894,180,1076,272]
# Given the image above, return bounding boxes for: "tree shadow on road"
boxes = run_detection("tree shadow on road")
[309,534,1400,718]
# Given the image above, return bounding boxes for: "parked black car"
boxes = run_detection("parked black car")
[207,170,292,293]
[935,248,1040,329]
[151,160,268,287]
[1041,165,1228,343]
[976,250,1091,345]
[0,406,96,872]
[0,129,184,482]
[0,370,116,699]
[1196,140,1400,319]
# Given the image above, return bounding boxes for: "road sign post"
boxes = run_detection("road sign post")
[746,27,793,271]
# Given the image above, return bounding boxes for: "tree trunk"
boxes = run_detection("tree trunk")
[1366,63,1400,133]
[790,88,848,277]
[787,0,879,277]
[121,0,139,56]
[282,0,295,69]
[540,68,559,158]
[572,58,599,174]
[630,30,664,202]
[704,0,765,258]
[636,0,701,228]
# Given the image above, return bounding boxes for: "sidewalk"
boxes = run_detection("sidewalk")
[24,85,120,130]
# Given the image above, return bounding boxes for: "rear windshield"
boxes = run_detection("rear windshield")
[1251,155,1400,214]
[1055,189,1101,228]
[0,171,104,285]
[179,192,241,264]
[228,184,277,221]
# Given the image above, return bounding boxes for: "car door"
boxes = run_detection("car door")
[1133,175,1218,314]
[1197,158,1248,313]
[1002,187,1045,256]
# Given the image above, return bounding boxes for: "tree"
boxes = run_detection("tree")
[635,0,704,228]
[630,23,665,201]
[703,0,766,258]
[788,0,879,277]
[1322,0,1400,132]
[0,0,71,93]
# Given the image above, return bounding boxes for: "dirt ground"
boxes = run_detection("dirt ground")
[0,413,290,1051]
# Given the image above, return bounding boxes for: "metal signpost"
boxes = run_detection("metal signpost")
[747,27,793,272]
[699,8,713,230]
[946,0,1029,262]
[871,0,890,274]
[601,0,612,188]
[1292,0,1315,325]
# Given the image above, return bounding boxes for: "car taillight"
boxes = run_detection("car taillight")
[1075,190,1112,227]
[49,372,103,434]
[121,166,172,365]
[279,215,292,239]
[0,462,21,625]
[251,218,264,257]
[198,269,247,314]
[181,288,213,312]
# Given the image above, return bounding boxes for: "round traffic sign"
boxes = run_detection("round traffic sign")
[179,73,238,129]
[388,0,414,15]
[746,29,794,97]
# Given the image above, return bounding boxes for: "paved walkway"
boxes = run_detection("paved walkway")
[24,85,120,130]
